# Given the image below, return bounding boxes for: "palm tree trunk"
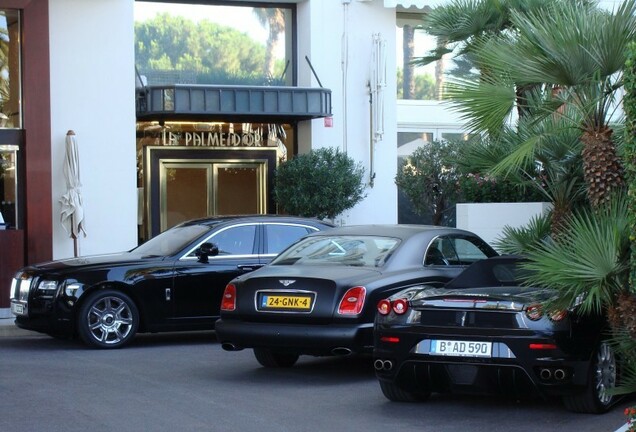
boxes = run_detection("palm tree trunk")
[580,126,625,207]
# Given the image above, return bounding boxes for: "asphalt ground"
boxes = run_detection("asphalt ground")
[0,307,630,432]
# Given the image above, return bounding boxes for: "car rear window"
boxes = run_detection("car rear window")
[271,235,400,267]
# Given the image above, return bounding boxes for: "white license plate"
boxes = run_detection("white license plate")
[431,339,492,357]
[11,302,25,315]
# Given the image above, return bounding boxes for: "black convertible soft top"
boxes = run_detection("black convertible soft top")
[444,255,530,289]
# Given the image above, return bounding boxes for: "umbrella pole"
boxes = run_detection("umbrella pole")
[71,214,78,257]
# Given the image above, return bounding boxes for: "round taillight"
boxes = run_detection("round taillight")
[377,299,391,316]
[392,298,408,315]
[526,304,543,321]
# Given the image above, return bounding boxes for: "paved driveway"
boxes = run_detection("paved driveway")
[0,331,632,432]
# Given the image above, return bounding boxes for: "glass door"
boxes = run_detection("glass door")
[214,163,265,215]
[144,147,277,239]
[160,162,212,232]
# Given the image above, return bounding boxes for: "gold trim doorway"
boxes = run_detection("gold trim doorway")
[143,146,277,239]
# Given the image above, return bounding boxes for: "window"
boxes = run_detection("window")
[426,236,494,266]
[264,224,314,255]
[396,13,475,101]
[210,224,257,256]
[134,2,295,87]
[0,9,21,128]
[0,144,18,228]
[0,9,22,229]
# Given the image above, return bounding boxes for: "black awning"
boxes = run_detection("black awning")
[136,84,332,122]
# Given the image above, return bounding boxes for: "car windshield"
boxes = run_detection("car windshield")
[131,224,211,257]
[271,235,400,267]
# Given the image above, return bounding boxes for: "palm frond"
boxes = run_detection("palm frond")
[492,212,552,254]
[524,195,630,314]
[445,76,517,133]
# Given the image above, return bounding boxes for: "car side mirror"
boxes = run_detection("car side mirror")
[196,242,219,263]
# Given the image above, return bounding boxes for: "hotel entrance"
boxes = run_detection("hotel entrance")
[137,121,289,240]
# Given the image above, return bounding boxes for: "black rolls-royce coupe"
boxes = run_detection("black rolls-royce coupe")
[9,215,332,348]
[215,224,498,368]
[373,255,618,414]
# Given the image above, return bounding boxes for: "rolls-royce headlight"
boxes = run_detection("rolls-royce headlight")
[37,280,59,293]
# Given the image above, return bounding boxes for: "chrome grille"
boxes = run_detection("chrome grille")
[11,274,32,302]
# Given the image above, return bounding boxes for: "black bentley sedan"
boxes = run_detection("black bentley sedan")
[373,255,617,414]
[9,215,333,348]
[214,225,498,367]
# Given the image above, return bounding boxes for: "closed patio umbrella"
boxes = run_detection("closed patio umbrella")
[60,130,86,257]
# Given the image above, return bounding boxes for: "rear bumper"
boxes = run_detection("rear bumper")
[373,330,593,398]
[215,318,373,355]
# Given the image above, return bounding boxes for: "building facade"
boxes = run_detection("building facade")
[0,0,482,309]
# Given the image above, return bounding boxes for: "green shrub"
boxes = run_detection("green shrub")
[274,147,366,220]
[457,173,545,203]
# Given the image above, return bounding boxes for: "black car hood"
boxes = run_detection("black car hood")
[23,252,165,275]
[409,285,555,309]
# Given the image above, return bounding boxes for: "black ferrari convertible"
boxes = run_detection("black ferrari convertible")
[373,255,618,414]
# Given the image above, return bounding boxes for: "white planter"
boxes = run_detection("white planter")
[456,202,553,249]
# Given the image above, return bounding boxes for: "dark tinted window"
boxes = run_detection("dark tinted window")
[264,224,314,255]
[210,224,257,255]
[426,236,495,266]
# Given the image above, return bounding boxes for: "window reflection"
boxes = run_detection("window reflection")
[396,13,476,101]
[0,144,18,228]
[0,10,21,128]
[134,2,294,87]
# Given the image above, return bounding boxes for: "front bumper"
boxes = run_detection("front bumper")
[215,318,374,355]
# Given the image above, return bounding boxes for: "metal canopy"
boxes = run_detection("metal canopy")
[136,84,332,122]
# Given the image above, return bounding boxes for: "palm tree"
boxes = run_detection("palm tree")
[446,0,636,207]
[253,8,286,80]
[417,0,559,115]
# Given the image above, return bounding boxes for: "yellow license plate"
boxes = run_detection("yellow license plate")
[261,295,312,310]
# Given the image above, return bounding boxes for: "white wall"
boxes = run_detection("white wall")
[49,0,138,259]
[298,0,398,225]
[456,202,553,249]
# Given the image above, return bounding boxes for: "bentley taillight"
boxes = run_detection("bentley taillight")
[338,286,366,315]
[220,283,237,311]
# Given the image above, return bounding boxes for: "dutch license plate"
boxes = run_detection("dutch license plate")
[11,302,25,315]
[261,295,312,310]
[431,339,492,357]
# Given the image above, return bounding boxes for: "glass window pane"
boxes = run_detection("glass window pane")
[265,224,311,255]
[210,225,256,256]
[134,3,294,86]
[396,14,477,101]
[0,10,21,128]
[0,144,18,228]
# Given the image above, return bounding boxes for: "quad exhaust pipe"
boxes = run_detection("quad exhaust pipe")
[374,359,393,371]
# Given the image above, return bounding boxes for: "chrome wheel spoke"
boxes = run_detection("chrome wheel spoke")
[85,296,133,344]
[595,342,616,405]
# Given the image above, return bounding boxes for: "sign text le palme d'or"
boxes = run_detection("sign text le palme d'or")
[162,130,267,147]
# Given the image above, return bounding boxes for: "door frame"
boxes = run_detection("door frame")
[144,146,278,238]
